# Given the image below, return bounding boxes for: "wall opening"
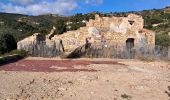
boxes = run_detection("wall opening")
[36,35,44,41]
[126,38,134,49]
[126,38,135,58]
[128,20,135,25]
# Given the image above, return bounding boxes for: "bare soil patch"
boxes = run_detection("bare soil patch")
[0,58,169,100]
[0,59,123,72]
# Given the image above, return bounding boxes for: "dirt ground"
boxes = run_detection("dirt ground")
[0,58,170,100]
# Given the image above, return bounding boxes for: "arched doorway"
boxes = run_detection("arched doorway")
[126,38,135,58]
[126,38,134,49]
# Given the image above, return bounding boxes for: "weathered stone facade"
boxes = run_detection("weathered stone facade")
[17,27,64,57]
[52,14,155,52]
[17,33,43,50]
[18,14,155,57]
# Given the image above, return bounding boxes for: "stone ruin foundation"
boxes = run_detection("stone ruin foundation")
[17,14,170,60]
[17,28,64,57]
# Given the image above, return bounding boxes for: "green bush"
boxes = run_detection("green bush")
[156,33,170,47]
[0,33,17,54]
[150,18,163,24]
[0,54,22,64]
[54,20,67,35]
[0,50,27,57]
[0,50,27,64]
[9,50,27,57]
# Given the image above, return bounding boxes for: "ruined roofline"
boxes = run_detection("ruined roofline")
[17,13,155,57]
[18,13,152,43]
[141,28,154,33]
[53,13,150,39]
[92,13,143,21]
[18,33,41,43]
[54,13,144,37]
[138,28,155,36]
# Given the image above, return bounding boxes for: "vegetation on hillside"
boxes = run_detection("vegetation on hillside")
[156,33,170,47]
[0,7,170,55]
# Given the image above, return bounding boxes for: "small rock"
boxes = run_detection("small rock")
[80,75,98,81]
[114,98,118,100]
[106,80,109,82]
[91,91,94,94]
[68,81,73,84]
[58,87,66,91]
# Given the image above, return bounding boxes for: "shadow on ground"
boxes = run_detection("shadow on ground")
[0,55,24,66]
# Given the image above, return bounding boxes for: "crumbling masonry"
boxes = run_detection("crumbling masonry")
[17,14,155,57]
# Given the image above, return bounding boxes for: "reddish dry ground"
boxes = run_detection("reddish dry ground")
[0,60,123,72]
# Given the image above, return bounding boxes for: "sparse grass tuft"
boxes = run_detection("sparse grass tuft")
[121,94,132,100]
[138,56,156,62]
[165,86,170,97]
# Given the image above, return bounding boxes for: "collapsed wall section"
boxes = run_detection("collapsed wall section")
[17,14,156,58]
[17,33,63,57]
[52,14,155,53]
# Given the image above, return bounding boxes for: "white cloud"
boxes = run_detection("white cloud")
[1,0,78,15]
[11,0,34,5]
[85,0,103,5]
[0,0,103,15]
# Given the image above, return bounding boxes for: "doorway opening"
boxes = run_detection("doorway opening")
[126,38,135,58]
[126,38,134,49]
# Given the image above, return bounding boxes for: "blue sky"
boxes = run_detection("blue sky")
[0,0,170,15]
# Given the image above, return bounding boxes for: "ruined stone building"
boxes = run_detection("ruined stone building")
[52,14,155,52]
[17,27,63,57]
[17,14,155,57]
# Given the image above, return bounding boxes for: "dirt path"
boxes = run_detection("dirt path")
[0,58,170,100]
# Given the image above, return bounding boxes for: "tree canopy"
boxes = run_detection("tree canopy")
[0,33,17,54]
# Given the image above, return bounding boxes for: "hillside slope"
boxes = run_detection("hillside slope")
[0,7,170,42]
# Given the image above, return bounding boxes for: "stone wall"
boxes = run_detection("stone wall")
[17,30,64,57]
[17,33,42,50]
[52,14,155,52]
[17,14,155,57]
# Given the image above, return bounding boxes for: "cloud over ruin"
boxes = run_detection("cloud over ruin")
[0,0,103,15]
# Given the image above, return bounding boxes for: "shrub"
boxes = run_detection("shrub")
[9,50,27,57]
[121,94,132,100]
[150,18,163,24]
[0,54,22,64]
[0,50,27,64]
[138,56,156,62]
[156,33,170,47]
[0,33,17,54]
